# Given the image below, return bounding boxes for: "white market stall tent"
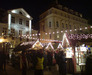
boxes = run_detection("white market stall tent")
[45,42,54,50]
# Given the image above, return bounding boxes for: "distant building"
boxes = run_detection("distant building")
[0,8,38,48]
[8,8,33,37]
[39,3,90,43]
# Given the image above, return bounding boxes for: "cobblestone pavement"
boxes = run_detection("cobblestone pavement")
[0,63,81,75]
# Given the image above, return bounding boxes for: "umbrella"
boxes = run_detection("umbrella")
[13,42,33,52]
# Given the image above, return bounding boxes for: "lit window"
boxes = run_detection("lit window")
[19,19,22,25]
[57,34,59,38]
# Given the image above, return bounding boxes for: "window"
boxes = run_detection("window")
[57,34,59,38]
[49,22,51,28]
[56,21,59,27]
[62,23,64,28]
[19,19,22,25]
[19,30,22,35]
[11,16,15,23]
[26,21,29,27]
[2,28,7,35]
[11,28,15,36]
[69,25,71,29]
[66,24,68,29]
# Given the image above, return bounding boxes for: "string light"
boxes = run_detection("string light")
[90,26,92,28]
[61,31,63,33]
[80,28,82,30]
[17,25,92,43]
[67,34,92,40]
[70,30,72,32]
[85,27,87,29]
[53,32,55,34]
[75,29,77,31]
[57,31,59,33]
[45,42,54,50]
[57,43,63,49]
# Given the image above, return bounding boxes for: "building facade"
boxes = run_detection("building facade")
[8,8,33,37]
[0,8,38,48]
[39,4,89,43]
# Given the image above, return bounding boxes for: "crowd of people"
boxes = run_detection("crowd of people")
[18,49,67,75]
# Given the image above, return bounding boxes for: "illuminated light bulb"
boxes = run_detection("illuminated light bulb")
[49,33,51,34]
[70,30,72,32]
[61,31,63,33]
[39,33,41,35]
[57,31,59,33]
[36,34,37,36]
[75,29,77,31]
[80,28,82,30]
[45,33,47,35]
[90,26,92,28]
[85,27,87,29]
[53,32,55,34]
[33,34,34,36]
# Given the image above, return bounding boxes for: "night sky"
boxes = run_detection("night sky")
[1,0,92,24]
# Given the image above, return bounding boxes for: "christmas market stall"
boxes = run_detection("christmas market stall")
[45,42,54,50]
[31,40,43,50]
[11,41,34,68]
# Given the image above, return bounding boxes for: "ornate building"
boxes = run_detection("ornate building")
[39,3,89,43]
[0,8,38,48]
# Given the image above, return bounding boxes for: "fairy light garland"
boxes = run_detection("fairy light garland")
[16,25,92,42]
[67,34,92,40]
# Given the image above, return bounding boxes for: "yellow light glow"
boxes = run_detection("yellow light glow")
[0,39,3,43]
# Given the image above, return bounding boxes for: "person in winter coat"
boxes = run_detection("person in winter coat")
[56,51,66,75]
[34,49,44,75]
[20,51,28,75]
